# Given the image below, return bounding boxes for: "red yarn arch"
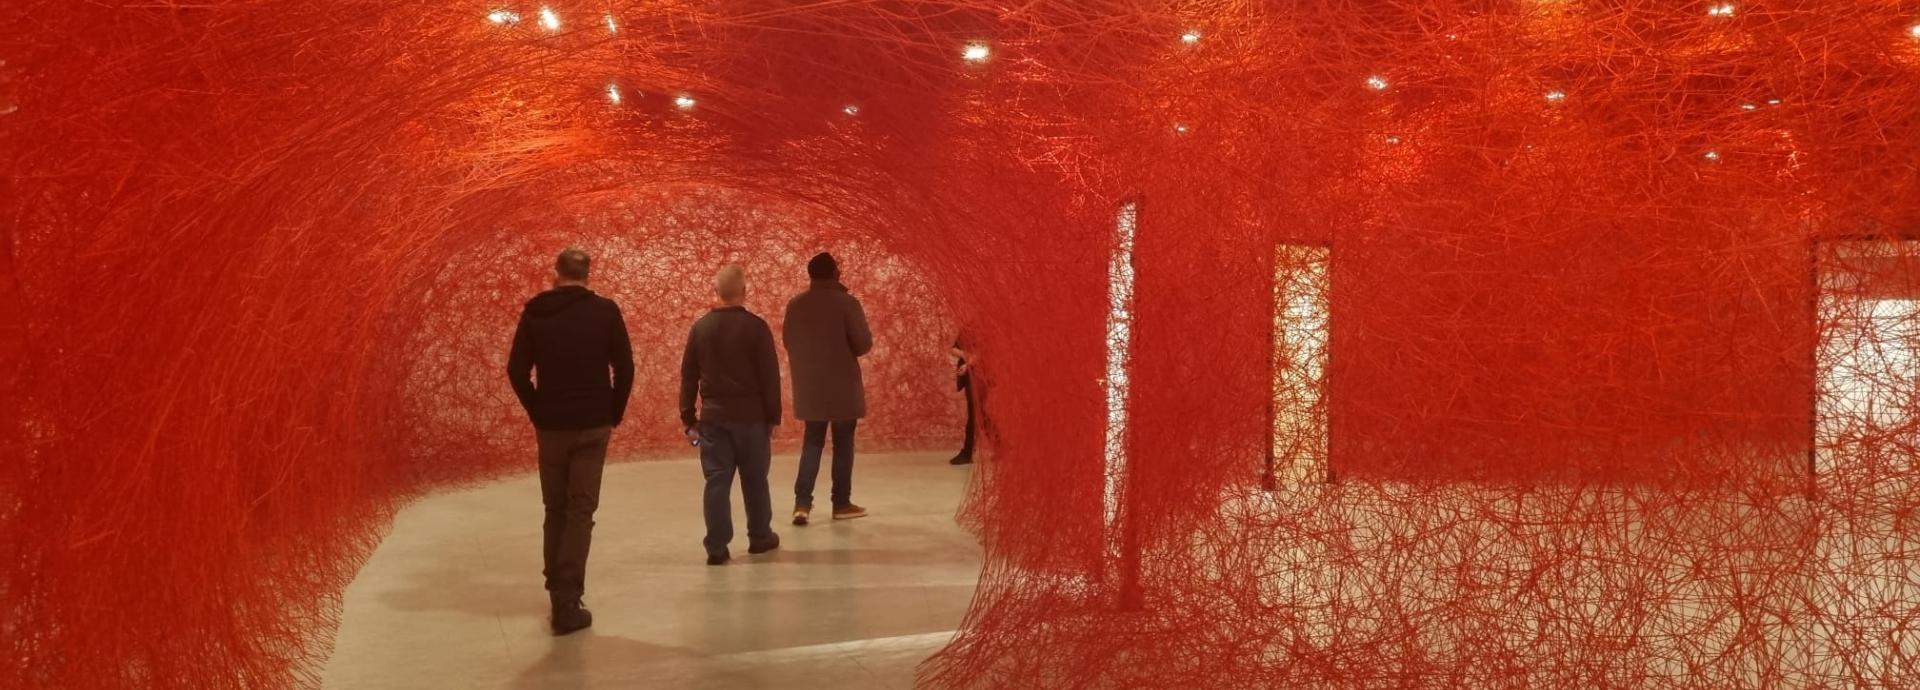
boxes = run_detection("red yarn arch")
[5,1,1920,688]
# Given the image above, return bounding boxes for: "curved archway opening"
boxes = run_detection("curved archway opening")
[392,184,967,487]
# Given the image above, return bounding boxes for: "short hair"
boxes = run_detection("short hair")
[555,248,591,281]
[807,252,839,281]
[715,264,747,301]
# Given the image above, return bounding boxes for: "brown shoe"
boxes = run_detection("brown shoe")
[792,505,811,526]
[832,503,868,520]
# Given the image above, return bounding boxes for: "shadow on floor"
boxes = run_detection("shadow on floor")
[747,545,970,568]
[509,633,701,690]
[377,566,539,619]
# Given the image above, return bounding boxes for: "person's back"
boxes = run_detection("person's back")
[781,252,873,524]
[505,247,633,637]
[782,278,873,422]
[683,308,781,426]
[680,265,782,565]
[511,286,633,430]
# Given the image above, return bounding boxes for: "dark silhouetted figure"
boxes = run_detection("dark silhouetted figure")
[951,332,976,465]
[507,247,633,636]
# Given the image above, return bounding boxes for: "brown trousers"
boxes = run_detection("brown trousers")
[537,425,611,602]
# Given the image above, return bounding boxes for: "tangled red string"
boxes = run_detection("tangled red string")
[5,1,1920,688]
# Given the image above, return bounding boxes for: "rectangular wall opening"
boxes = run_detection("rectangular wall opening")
[1270,242,1330,486]
[1814,239,1920,480]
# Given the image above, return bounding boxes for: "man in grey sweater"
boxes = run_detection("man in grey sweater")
[679,265,782,566]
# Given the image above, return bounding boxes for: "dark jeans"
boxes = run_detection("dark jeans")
[538,425,612,602]
[794,419,857,508]
[699,422,775,557]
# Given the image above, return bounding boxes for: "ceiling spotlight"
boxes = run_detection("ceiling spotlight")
[1544,90,1566,103]
[539,6,560,30]
[1181,30,1201,45]
[606,14,618,33]
[1385,135,1402,145]
[1703,150,1722,161]
[843,104,861,116]
[1910,24,1920,39]
[1767,98,1781,106]
[1366,75,1389,91]
[963,43,991,62]
[486,9,520,24]
[1707,4,1735,17]
[1174,122,1190,134]
[674,94,696,110]
[1741,102,1757,110]
[607,85,621,104]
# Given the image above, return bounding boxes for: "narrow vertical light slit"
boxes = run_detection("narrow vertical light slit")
[1104,201,1138,554]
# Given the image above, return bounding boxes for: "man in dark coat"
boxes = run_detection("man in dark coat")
[783,252,874,524]
[680,265,783,565]
[507,247,634,636]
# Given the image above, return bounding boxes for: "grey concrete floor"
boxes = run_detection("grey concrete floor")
[320,450,981,689]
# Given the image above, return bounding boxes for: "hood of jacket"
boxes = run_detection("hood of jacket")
[525,285,597,317]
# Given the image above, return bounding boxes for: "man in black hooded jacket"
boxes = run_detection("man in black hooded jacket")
[507,247,634,636]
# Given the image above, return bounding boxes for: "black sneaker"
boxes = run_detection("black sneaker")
[706,550,730,566]
[749,535,780,555]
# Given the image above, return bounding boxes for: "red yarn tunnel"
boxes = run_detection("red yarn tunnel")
[5,1,1920,688]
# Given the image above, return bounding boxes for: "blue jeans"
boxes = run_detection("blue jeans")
[698,422,775,557]
[794,420,857,508]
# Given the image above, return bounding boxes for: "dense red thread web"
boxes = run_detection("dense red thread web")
[4,1,1920,687]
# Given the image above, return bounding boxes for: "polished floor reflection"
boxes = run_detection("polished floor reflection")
[321,451,980,689]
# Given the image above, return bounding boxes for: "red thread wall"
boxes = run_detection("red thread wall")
[4,1,1920,688]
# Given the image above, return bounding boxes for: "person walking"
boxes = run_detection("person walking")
[783,252,874,524]
[680,265,783,566]
[507,247,634,636]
